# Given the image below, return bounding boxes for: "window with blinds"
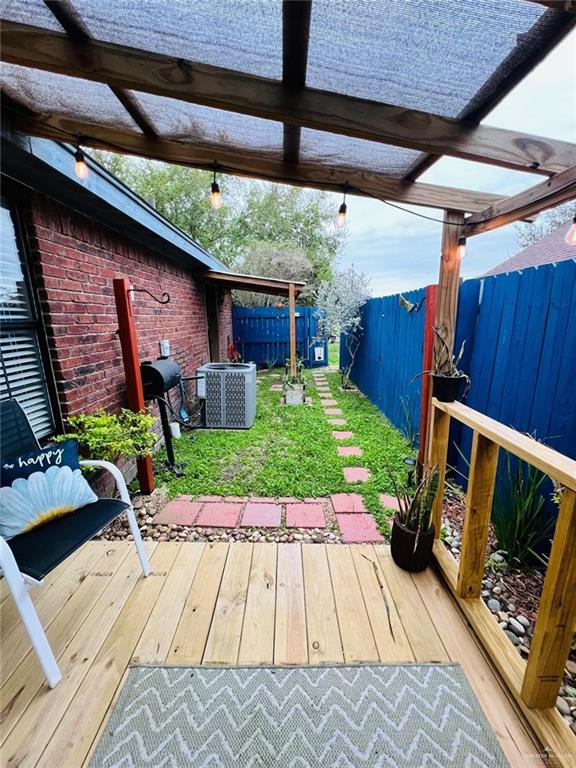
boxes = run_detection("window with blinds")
[0,199,55,439]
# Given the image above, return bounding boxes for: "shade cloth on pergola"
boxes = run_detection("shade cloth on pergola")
[1,0,574,228]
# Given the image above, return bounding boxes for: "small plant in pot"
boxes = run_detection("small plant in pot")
[388,465,439,572]
[283,358,306,405]
[428,327,471,402]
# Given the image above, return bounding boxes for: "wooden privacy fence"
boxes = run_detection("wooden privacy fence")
[344,260,576,468]
[428,397,576,766]
[232,306,327,368]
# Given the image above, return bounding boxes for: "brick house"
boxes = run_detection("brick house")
[1,134,233,443]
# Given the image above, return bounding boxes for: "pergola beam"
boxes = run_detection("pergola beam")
[2,21,575,176]
[43,1,158,139]
[282,0,312,164]
[464,165,576,236]
[8,111,508,214]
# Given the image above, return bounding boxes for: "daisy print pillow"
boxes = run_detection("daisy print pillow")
[0,439,97,539]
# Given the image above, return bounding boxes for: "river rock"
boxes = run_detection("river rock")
[504,630,520,646]
[508,617,526,636]
[487,598,501,613]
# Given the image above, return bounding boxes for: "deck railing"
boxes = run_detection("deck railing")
[428,398,576,766]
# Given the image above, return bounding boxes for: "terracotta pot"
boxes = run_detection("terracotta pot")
[390,517,435,572]
[432,374,467,402]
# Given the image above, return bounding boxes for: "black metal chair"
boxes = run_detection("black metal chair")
[0,399,150,688]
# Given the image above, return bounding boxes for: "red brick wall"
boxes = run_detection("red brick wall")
[218,292,234,361]
[24,194,231,421]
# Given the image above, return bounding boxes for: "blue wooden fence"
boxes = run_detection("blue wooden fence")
[343,260,576,470]
[232,306,328,368]
[340,287,427,444]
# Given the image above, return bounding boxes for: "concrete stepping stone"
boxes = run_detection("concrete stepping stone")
[197,495,223,502]
[195,502,243,528]
[321,399,338,406]
[380,493,401,512]
[324,408,343,415]
[286,503,326,528]
[154,497,202,526]
[318,392,332,399]
[336,513,385,543]
[241,502,282,527]
[330,493,366,513]
[328,418,347,426]
[332,431,353,440]
[337,446,363,456]
[270,384,283,391]
[343,467,371,483]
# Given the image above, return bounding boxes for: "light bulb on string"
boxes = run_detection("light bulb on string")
[336,184,349,228]
[74,146,89,180]
[565,215,576,246]
[210,165,223,210]
[457,235,467,260]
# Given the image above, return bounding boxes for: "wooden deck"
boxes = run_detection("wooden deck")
[1,541,545,767]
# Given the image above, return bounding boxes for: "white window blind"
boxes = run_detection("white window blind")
[0,201,55,439]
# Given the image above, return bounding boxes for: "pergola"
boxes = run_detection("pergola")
[1,1,576,761]
[1,0,575,366]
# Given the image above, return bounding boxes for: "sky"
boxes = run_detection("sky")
[335,29,576,297]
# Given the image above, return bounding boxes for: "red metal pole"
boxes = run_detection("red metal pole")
[113,278,155,493]
[417,284,438,472]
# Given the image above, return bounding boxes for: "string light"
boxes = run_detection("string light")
[457,235,467,259]
[210,165,223,210]
[74,145,89,180]
[566,215,576,246]
[336,184,348,228]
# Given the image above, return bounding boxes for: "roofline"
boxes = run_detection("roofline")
[205,270,306,297]
[1,123,228,273]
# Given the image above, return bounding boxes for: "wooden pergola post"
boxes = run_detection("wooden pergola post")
[113,278,154,494]
[289,282,297,378]
[435,210,465,355]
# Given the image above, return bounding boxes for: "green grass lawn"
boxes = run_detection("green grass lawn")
[155,369,412,534]
[328,342,340,368]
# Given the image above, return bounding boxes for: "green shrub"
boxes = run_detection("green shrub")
[59,409,156,463]
[492,454,555,568]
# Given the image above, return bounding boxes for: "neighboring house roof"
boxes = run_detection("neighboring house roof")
[1,127,227,273]
[483,222,575,277]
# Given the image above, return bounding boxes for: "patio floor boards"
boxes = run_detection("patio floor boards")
[0,541,543,767]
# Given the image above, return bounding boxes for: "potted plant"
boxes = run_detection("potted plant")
[388,465,439,572]
[429,327,471,402]
[283,358,306,405]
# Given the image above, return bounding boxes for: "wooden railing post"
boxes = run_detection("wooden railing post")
[427,403,450,537]
[522,488,576,709]
[456,432,499,598]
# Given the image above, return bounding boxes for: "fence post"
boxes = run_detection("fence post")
[522,488,576,708]
[435,210,465,355]
[418,284,438,472]
[427,402,450,537]
[289,282,297,378]
[456,432,499,598]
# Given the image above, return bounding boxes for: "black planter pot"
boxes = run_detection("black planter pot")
[432,374,466,402]
[390,518,435,573]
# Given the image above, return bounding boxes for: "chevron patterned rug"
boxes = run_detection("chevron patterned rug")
[90,664,510,768]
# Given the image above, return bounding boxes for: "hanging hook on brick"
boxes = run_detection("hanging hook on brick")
[128,287,170,304]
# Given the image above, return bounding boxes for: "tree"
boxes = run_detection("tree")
[315,267,371,389]
[92,151,344,282]
[515,201,576,249]
[233,242,315,307]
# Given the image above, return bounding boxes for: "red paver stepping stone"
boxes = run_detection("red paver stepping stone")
[328,418,347,426]
[336,513,385,543]
[195,502,243,528]
[241,502,282,527]
[321,399,338,406]
[154,498,202,525]
[343,467,371,483]
[286,503,326,528]
[277,496,299,503]
[338,446,363,456]
[332,431,353,440]
[330,493,366,513]
[380,493,401,512]
[223,496,248,502]
[249,496,277,503]
[324,408,342,415]
[197,495,223,502]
